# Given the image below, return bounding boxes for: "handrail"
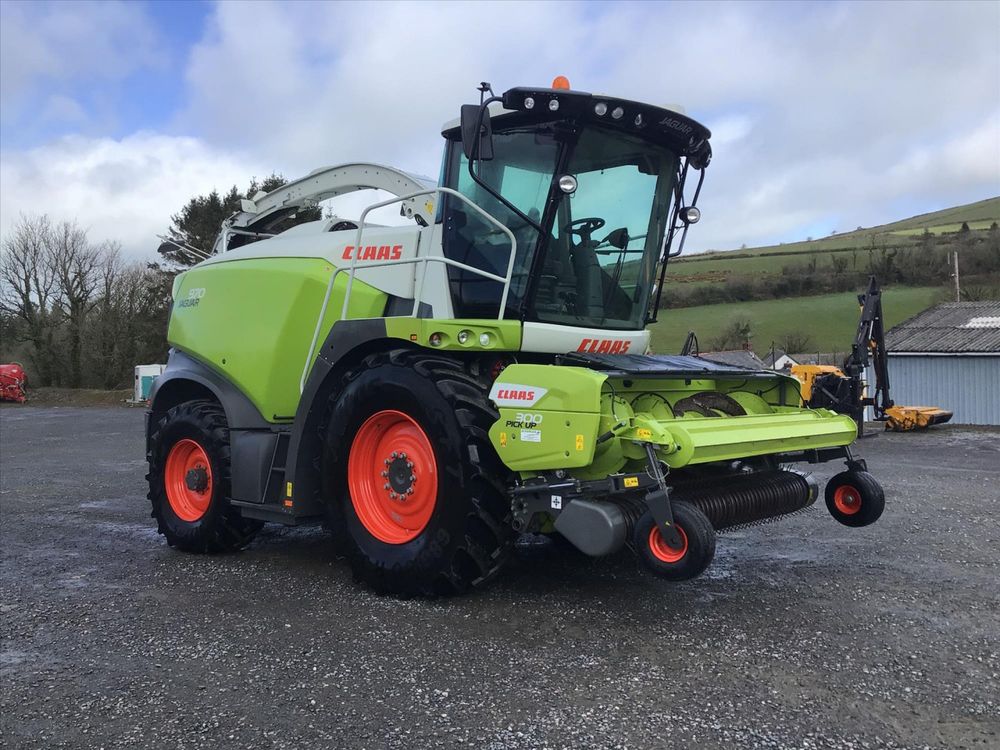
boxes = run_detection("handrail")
[299,186,517,393]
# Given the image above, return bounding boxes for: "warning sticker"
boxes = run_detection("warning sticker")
[550,495,562,509]
[623,476,639,488]
[520,429,542,443]
[499,432,508,448]
[575,434,584,451]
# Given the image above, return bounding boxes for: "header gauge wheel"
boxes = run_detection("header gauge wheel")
[633,501,716,581]
[825,470,885,527]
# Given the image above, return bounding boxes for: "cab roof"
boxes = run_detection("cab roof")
[442,85,712,166]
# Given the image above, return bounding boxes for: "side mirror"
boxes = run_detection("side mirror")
[606,227,629,250]
[460,104,494,161]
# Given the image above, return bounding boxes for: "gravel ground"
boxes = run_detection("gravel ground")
[1,407,998,749]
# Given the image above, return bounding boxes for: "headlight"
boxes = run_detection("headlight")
[557,175,578,194]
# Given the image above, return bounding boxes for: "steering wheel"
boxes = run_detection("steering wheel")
[563,217,605,243]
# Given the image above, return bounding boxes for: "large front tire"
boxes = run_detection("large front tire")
[322,351,513,596]
[147,400,262,553]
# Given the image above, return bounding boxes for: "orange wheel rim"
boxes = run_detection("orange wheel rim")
[348,410,438,545]
[648,525,688,563]
[833,485,862,515]
[164,438,213,522]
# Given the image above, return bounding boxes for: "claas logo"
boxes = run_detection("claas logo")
[577,338,631,354]
[342,244,403,261]
[495,388,535,401]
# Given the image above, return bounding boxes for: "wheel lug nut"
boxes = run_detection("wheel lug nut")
[407,488,414,495]
[380,470,388,477]
[391,451,398,459]
[384,483,390,490]
[410,475,416,483]
[406,461,413,469]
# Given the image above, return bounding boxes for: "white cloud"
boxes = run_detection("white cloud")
[0,133,265,257]
[0,0,162,122]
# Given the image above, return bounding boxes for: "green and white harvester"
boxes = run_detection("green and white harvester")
[147,79,885,595]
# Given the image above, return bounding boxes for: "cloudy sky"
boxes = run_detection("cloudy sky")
[1,0,998,259]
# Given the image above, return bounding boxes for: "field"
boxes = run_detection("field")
[665,196,1000,290]
[889,220,995,236]
[648,285,943,354]
[724,195,999,256]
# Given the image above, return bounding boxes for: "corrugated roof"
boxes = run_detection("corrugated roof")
[885,301,1000,353]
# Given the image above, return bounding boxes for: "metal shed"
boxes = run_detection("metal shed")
[879,301,1000,425]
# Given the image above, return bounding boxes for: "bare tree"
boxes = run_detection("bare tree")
[0,214,60,383]
[709,316,753,350]
[779,330,814,354]
[48,221,102,387]
[90,244,126,388]
[2,213,173,389]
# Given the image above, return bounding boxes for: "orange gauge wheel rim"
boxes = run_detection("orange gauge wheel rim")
[348,410,438,544]
[648,525,689,563]
[833,485,862,515]
[165,438,213,522]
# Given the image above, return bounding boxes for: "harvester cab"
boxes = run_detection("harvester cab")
[146,79,886,595]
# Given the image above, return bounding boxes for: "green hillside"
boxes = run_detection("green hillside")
[664,196,1000,293]
[720,196,1000,256]
[875,196,1000,233]
[649,286,944,354]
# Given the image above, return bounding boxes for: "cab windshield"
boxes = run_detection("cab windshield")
[442,123,678,329]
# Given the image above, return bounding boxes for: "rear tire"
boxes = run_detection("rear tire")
[633,501,716,581]
[825,470,884,527]
[147,400,262,553]
[322,350,513,596]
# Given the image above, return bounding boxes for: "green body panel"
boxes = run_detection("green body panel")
[385,318,522,350]
[488,364,606,471]
[487,364,857,477]
[169,257,385,420]
[656,408,857,467]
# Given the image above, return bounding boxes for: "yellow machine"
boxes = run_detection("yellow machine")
[792,278,952,433]
[792,365,843,403]
[883,404,953,431]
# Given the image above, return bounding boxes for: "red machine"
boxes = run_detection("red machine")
[0,363,27,403]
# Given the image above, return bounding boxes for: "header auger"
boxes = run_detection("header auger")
[146,78,885,595]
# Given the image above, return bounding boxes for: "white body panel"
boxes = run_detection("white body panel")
[521,322,650,355]
[200,223,430,303]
